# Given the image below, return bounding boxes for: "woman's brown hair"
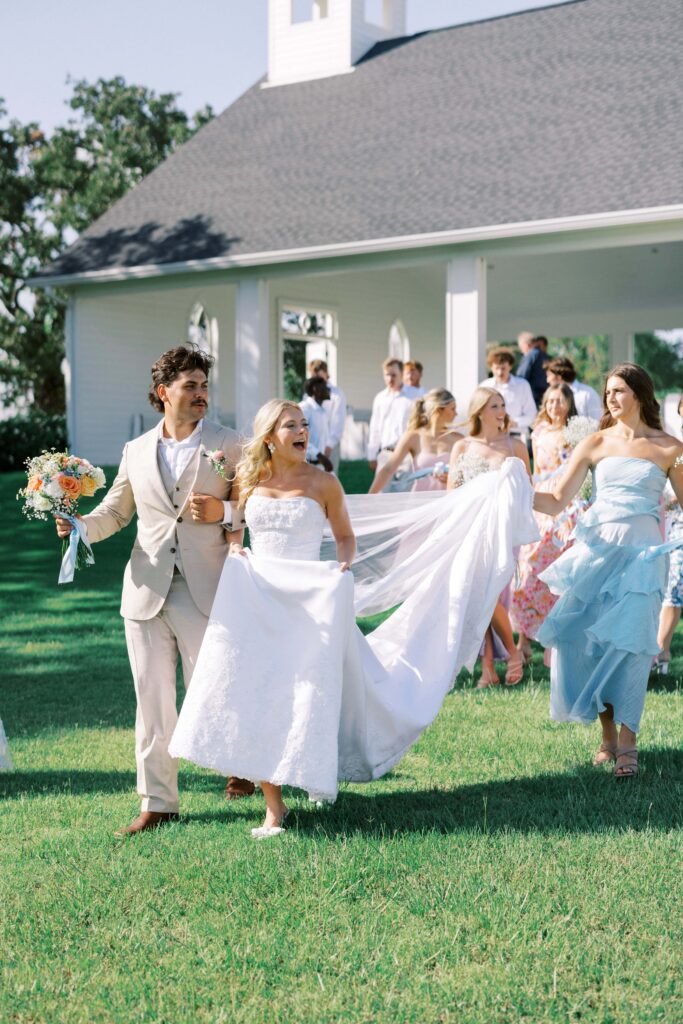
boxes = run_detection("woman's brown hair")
[599,363,662,431]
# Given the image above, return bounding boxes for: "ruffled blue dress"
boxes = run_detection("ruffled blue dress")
[537,457,679,734]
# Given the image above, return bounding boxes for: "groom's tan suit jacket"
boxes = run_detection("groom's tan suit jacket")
[84,418,240,620]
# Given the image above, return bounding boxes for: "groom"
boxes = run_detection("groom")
[57,344,253,835]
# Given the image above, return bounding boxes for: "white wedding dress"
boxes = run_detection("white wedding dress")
[170,459,538,801]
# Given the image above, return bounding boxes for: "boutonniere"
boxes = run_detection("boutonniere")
[204,449,228,479]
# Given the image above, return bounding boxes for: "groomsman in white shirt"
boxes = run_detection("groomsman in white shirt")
[544,356,603,421]
[480,347,536,439]
[367,358,413,481]
[300,376,334,472]
[307,358,347,472]
[402,360,426,400]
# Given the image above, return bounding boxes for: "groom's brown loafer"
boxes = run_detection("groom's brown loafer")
[114,811,180,837]
[225,776,256,800]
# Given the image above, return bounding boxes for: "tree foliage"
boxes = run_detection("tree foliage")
[0,80,213,415]
[634,332,683,393]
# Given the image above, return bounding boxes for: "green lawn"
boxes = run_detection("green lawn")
[1,467,682,1024]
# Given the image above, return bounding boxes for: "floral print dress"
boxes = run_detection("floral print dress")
[511,425,586,640]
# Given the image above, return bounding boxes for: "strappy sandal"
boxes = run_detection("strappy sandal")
[614,748,639,780]
[504,650,524,686]
[592,741,617,766]
[477,663,500,689]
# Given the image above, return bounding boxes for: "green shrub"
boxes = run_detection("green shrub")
[0,412,67,471]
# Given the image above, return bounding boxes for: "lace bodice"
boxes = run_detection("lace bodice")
[246,495,326,560]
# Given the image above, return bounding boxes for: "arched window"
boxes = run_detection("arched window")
[188,303,210,353]
[388,319,410,362]
[188,302,219,414]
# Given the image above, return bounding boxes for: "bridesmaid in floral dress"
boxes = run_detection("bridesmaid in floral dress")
[511,383,585,662]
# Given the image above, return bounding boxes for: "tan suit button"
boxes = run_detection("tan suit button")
[170,547,176,554]
[177,517,183,523]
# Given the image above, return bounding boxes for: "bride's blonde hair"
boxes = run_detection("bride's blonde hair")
[467,386,510,436]
[235,398,302,507]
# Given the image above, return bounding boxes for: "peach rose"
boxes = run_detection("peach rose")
[28,476,43,492]
[79,475,97,497]
[57,473,82,500]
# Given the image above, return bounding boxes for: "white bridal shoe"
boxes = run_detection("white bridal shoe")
[251,810,289,840]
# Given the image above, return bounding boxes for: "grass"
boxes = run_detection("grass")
[1,466,682,1024]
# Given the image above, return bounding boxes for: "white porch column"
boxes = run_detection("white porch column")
[63,294,77,451]
[608,330,634,367]
[235,279,270,433]
[446,256,487,416]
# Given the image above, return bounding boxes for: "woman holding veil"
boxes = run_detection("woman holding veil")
[170,398,538,837]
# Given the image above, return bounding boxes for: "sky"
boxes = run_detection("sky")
[1,0,571,131]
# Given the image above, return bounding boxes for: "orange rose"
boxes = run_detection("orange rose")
[80,475,97,497]
[57,474,82,500]
[28,476,42,492]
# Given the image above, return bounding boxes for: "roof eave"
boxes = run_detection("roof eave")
[31,203,683,288]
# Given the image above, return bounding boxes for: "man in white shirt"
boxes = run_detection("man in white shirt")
[367,358,413,473]
[308,358,347,472]
[479,348,536,438]
[545,357,603,421]
[402,360,426,400]
[300,376,334,472]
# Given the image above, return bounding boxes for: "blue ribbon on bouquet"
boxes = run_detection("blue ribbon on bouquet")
[390,463,448,493]
[57,514,95,585]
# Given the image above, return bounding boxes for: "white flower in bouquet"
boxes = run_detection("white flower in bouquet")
[449,451,493,488]
[563,415,599,450]
[562,415,599,501]
[33,494,52,512]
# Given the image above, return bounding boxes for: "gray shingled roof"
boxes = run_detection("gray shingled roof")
[40,0,683,279]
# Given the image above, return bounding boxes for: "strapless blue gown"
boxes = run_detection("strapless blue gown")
[537,457,679,734]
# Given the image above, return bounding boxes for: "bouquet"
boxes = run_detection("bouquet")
[17,451,106,584]
[448,451,492,488]
[561,415,599,501]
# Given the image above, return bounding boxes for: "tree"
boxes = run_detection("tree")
[0,80,213,415]
[634,332,683,393]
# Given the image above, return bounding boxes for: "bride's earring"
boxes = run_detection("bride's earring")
[267,442,276,454]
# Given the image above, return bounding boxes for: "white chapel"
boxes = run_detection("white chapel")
[35,0,683,464]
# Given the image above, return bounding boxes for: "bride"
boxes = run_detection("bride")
[170,399,538,837]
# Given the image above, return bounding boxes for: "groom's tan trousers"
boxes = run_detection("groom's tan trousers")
[124,575,208,813]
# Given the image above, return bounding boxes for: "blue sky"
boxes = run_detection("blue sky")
[2,1,570,131]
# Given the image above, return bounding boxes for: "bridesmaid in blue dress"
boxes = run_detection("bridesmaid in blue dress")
[533,364,683,779]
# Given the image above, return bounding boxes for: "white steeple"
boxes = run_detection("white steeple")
[267,0,407,87]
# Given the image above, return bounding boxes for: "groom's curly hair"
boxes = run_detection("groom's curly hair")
[148,344,214,412]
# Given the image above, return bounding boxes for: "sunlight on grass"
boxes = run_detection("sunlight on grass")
[1,468,682,1023]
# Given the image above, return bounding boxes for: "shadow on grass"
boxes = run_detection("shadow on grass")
[2,748,680,834]
[295,752,683,835]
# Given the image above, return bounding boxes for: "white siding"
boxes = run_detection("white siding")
[70,278,236,465]
[272,262,445,413]
[267,0,406,86]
